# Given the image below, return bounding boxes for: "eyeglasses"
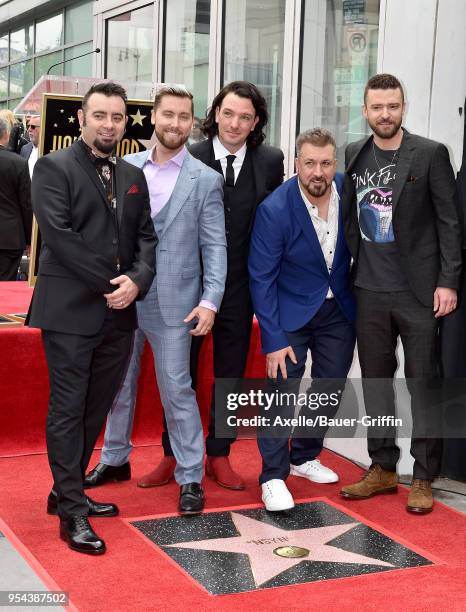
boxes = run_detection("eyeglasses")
[28,124,40,130]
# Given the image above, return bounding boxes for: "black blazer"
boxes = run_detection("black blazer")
[342,129,462,306]
[27,140,157,335]
[188,139,285,227]
[0,146,32,250]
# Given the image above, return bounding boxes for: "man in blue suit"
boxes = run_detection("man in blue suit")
[85,86,227,515]
[249,128,356,511]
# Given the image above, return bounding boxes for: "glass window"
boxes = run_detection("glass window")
[64,42,93,76]
[298,0,380,166]
[106,5,154,82]
[222,0,285,147]
[35,50,63,79]
[163,0,210,120]
[65,1,93,45]
[10,26,34,61]
[9,60,33,98]
[0,66,8,98]
[9,98,23,111]
[36,13,63,54]
[0,34,8,66]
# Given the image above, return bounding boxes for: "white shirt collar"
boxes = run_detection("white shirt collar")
[213,135,247,163]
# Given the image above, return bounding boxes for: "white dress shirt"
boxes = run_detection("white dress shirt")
[299,181,339,298]
[212,135,247,184]
[28,145,38,178]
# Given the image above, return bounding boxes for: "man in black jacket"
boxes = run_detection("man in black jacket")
[27,82,156,554]
[0,117,32,280]
[340,74,462,514]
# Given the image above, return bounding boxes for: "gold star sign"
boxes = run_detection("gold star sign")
[129,109,147,126]
[68,116,75,123]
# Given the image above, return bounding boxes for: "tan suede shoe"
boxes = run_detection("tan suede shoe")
[407,479,433,514]
[340,464,398,499]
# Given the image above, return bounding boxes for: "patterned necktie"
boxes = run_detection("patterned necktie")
[225,154,236,187]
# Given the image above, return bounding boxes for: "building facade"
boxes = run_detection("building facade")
[1,0,464,174]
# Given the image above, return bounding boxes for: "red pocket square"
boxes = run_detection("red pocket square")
[127,184,140,194]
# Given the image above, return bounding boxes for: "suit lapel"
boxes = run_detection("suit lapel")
[290,177,328,272]
[116,158,126,227]
[346,135,371,174]
[205,140,223,177]
[333,189,346,263]
[72,141,109,209]
[250,147,266,204]
[391,130,413,214]
[161,153,198,236]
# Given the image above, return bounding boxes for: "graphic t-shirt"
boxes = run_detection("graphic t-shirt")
[352,141,409,291]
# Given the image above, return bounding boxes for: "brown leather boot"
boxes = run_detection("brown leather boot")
[137,457,176,488]
[206,456,245,490]
[340,464,398,499]
[407,479,433,514]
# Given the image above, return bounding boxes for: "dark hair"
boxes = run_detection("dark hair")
[364,73,405,104]
[296,128,336,156]
[153,85,194,115]
[82,81,128,113]
[202,81,268,148]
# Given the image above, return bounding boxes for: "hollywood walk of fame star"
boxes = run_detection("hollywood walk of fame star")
[129,109,147,127]
[68,116,75,123]
[165,512,394,587]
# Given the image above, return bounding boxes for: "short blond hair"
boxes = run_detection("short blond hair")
[0,109,16,130]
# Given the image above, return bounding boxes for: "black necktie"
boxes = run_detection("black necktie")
[225,154,236,187]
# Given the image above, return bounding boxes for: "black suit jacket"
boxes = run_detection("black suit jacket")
[0,146,32,250]
[343,129,462,306]
[188,138,284,228]
[27,140,157,335]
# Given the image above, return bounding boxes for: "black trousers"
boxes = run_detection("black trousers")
[0,249,22,280]
[42,315,133,517]
[162,279,254,457]
[356,288,441,480]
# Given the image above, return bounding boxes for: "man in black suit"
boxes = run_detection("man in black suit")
[20,114,41,177]
[0,117,32,280]
[27,82,156,554]
[132,81,284,490]
[340,74,462,514]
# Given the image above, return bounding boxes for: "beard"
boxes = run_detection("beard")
[301,177,332,199]
[92,136,116,155]
[369,116,402,140]
[155,126,188,150]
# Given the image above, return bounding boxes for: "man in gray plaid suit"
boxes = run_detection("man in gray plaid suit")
[85,86,227,515]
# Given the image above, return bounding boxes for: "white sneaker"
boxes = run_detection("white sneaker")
[290,459,339,483]
[261,479,295,511]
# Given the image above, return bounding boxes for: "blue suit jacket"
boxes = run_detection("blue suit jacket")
[248,173,355,353]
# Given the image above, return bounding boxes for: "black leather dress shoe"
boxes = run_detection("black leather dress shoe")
[47,491,119,517]
[60,515,106,555]
[83,462,131,488]
[178,483,205,515]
